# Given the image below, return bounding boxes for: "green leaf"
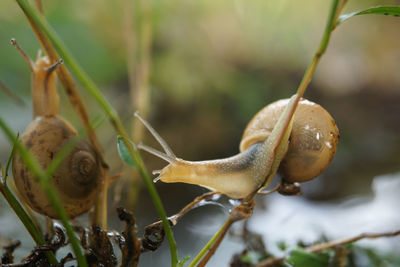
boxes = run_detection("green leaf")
[117,136,137,168]
[286,248,330,267]
[4,133,18,181]
[339,6,400,24]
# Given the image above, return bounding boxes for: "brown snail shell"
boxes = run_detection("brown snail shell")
[12,115,103,218]
[240,98,339,183]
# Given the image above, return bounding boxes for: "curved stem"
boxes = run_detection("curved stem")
[257,229,400,267]
[14,1,178,265]
[188,219,231,267]
[296,0,341,98]
[15,1,108,226]
[0,118,87,267]
[189,0,343,265]
[0,176,57,264]
[0,80,25,107]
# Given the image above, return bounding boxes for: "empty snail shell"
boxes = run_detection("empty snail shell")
[135,95,339,199]
[11,51,103,218]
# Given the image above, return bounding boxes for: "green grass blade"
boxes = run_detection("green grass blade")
[339,6,400,24]
[1,145,58,265]
[0,183,58,264]
[13,1,179,264]
[44,137,78,178]
[15,0,123,134]
[4,133,18,182]
[117,135,178,266]
[0,117,88,267]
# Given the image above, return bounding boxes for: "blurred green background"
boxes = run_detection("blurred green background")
[1,0,400,265]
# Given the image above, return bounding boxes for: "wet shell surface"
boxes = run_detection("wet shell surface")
[240,98,339,183]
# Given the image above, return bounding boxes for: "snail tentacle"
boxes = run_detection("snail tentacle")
[134,111,176,158]
[137,142,177,164]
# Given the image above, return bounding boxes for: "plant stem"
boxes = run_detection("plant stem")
[188,219,232,267]
[14,0,123,135]
[190,0,343,265]
[189,201,254,267]
[0,178,57,264]
[125,0,153,208]
[0,118,87,267]
[14,0,108,227]
[306,230,400,253]
[7,176,43,235]
[5,138,42,231]
[257,229,400,267]
[0,80,25,106]
[119,136,179,266]
[296,0,340,98]
[13,1,178,265]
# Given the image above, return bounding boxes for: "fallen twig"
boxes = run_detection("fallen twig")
[257,229,400,266]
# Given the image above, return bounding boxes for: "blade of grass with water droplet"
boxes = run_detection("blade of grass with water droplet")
[338,6,400,25]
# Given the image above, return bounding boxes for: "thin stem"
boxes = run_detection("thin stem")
[34,0,43,14]
[317,0,340,56]
[15,0,108,226]
[189,201,254,267]
[257,229,400,267]
[4,134,17,179]
[7,178,43,235]
[0,117,87,267]
[333,0,348,29]
[0,177,57,264]
[306,230,400,253]
[149,192,219,228]
[296,0,341,98]
[5,138,42,230]
[188,219,232,267]
[44,138,77,178]
[197,220,234,267]
[0,80,25,107]
[14,0,124,135]
[131,0,152,144]
[190,0,343,265]
[118,136,179,265]
[124,0,153,213]
[113,0,138,207]
[173,192,218,224]
[14,1,178,264]
[15,5,105,158]
[101,168,109,229]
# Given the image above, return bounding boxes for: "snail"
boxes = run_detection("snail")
[135,95,339,199]
[11,47,103,218]
[240,97,339,183]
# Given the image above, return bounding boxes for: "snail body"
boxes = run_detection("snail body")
[136,95,339,199]
[12,53,103,218]
[149,143,268,199]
